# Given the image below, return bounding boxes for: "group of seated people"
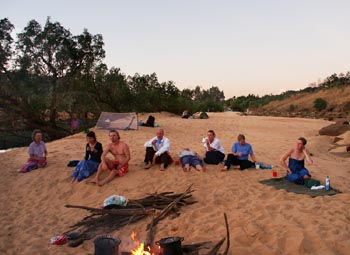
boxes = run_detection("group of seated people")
[21,128,314,186]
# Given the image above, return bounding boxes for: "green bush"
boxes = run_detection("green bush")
[313,98,327,111]
[289,104,297,111]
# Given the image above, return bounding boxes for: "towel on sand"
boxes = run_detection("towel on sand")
[259,177,340,197]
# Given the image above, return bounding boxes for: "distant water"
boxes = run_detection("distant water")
[0,148,13,153]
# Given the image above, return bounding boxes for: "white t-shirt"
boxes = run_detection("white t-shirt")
[204,138,225,154]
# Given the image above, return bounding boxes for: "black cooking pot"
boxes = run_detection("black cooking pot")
[155,236,184,255]
[94,235,121,255]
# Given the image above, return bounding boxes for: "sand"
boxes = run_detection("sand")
[0,112,349,255]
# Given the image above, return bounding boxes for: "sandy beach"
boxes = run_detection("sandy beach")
[0,112,349,255]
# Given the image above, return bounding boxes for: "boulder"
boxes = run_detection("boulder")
[319,122,350,136]
[335,120,349,125]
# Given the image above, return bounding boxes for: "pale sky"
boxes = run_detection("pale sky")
[2,0,350,98]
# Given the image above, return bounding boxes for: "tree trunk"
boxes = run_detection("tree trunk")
[49,81,57,128]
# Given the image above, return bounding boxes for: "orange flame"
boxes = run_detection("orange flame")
[131,242,155,255]
[130,231,157,255]
[131,231,137,240]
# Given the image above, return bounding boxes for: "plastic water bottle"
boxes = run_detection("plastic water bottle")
[325,176,330,191]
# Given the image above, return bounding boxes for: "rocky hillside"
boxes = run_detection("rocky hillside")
[253,86,350,120]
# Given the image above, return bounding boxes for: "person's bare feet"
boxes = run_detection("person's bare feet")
[91,178,99,185]
[160,164,165,171]
[195,166,201,172]
[98,180,106,186]
[221,166,228,171]
[144,163,152,169]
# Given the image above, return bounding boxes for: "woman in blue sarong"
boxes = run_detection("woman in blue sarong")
[71,131,103,183]
[280,137,313,184]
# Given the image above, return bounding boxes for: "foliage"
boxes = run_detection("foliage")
[289,104,297,111]
[1,17,106,130]
[0,17,227,145]
[2,17,348,149]
[225,72,349,112]
[313,98,328,111]
[0,18,14,73]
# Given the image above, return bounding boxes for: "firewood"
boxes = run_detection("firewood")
[205,237,226,255]
[65,204,155,215]
[182,241,212,253]
[64,184,196,242]
[144,184,194,247]
[222,213,230,255]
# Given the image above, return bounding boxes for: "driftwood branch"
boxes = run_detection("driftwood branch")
[182,241,212,254]
[147,184,194,230]
[144,218,156,247]
[64,185,196,244]
[65,204,155,216]
[222,213,230,255]
[145,184,194,247]
[205,237,226,255]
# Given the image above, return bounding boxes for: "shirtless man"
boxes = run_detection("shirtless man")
[93,130,131,186]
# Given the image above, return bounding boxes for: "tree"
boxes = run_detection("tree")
[0,18,14,74]
[16,17,105,127]
[91,66,133,112]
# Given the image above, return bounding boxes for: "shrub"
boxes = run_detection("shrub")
[289,104,297,111]
[313,98,327,111]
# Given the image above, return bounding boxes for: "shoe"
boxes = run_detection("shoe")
[68,237,84,247]
[259,163,272,170]
[65,231,82,240]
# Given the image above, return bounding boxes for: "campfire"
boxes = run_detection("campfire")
[131,243,154,255]
[64,185,231,254]
[130,231,158,255]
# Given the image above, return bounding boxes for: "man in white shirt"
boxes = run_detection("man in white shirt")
[144,128,171,171]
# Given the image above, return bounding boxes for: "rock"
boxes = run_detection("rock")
[319,123,350,136]
[335,120,349,125]
[333,137,343,143]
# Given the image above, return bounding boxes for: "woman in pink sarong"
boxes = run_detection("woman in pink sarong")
[21,129,48,173]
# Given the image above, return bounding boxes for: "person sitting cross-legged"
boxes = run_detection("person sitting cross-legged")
[221,134,258,171]
[144,128,172,171]
[20,129,48,173]
[203,130,225,165]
